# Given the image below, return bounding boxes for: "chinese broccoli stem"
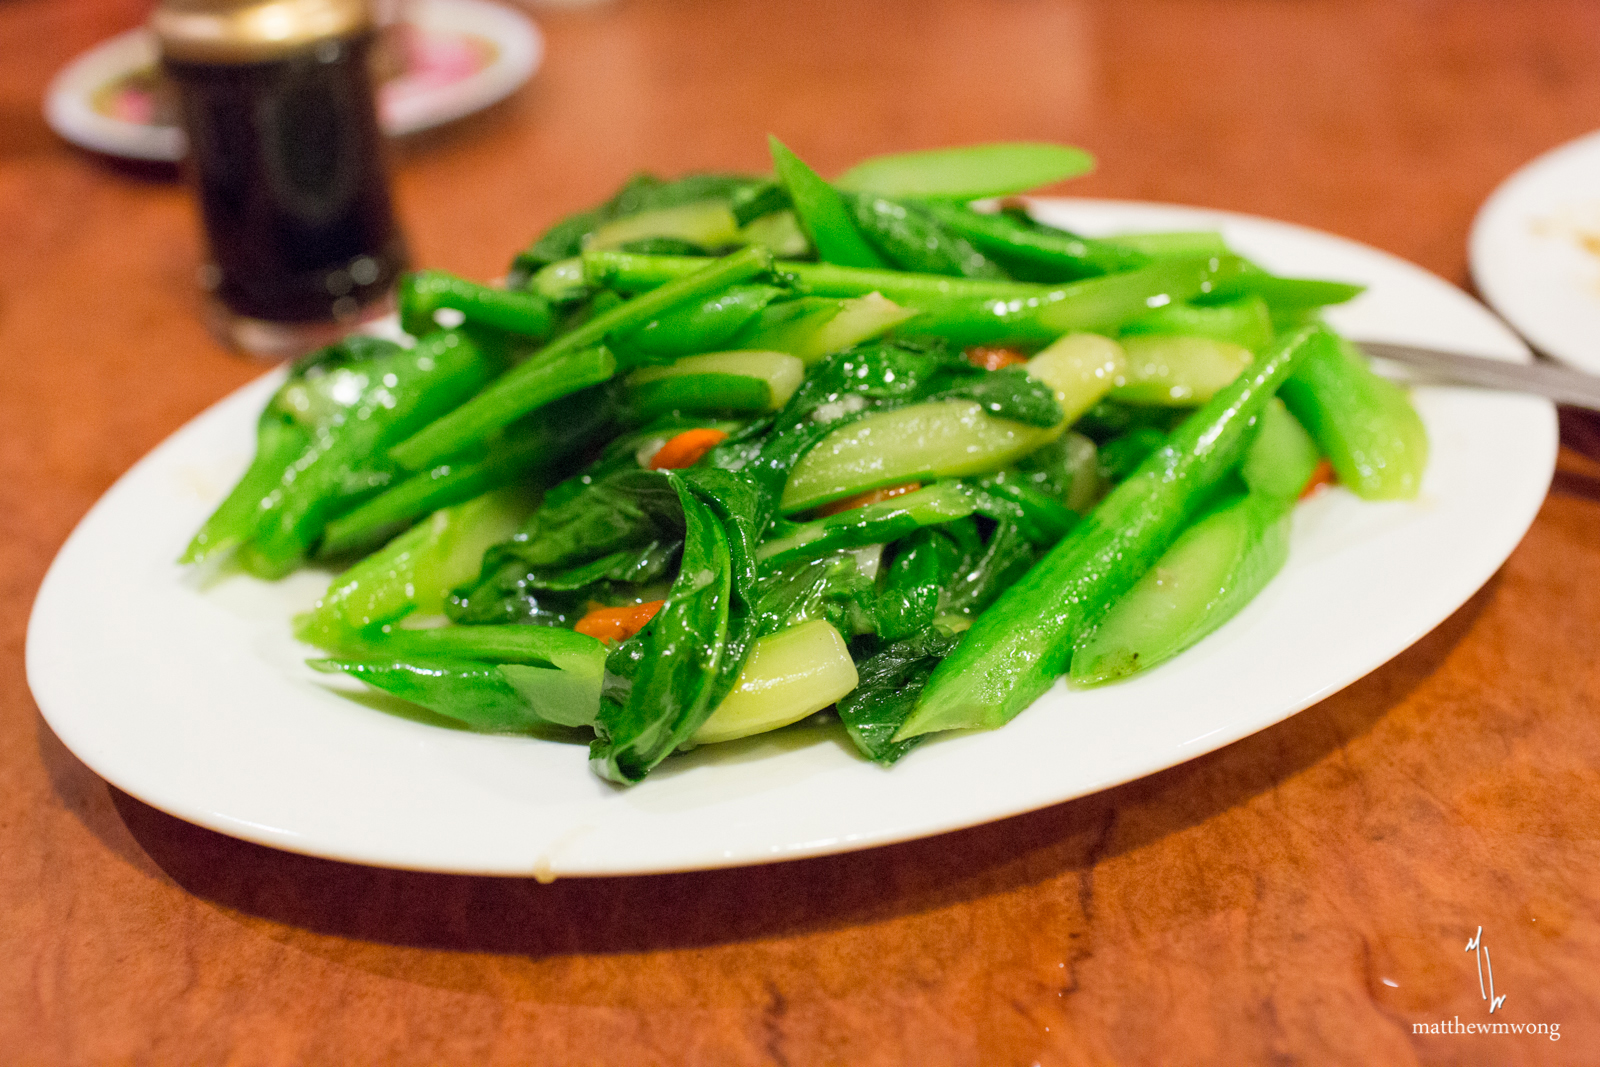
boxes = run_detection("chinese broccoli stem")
[1278,336,1428,499]
[584,250,1252,343]
[398,270,555,339]
[181,414,308,568]
[243,329,500,578]
[899,323,1336,739]
[583,249,1044,301]
[918,202,1149,279]
[390,247,773,471]
[389,346,616,472]
[1069,491,1292,685]
[319,432,554,557]
[897,256,1250,346]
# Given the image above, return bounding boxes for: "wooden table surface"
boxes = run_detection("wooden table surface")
[4,0,1599,1062]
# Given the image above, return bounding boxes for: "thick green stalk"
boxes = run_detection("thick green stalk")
[897,256,1251,346]
[625,373,773,418]
[1070,492,1292,685]
[297,487,535,641]
[1278,336,1428,499]
[1121,295,1274,351]
[320,389,613,556]
[399,270,555,339]
[242,330,499,578]
[389,249,775,472]
[181,415,307,567]
[834,143,1095,199]
[586,252,1244,344]
[919,202,1148,279]
[310,624,607,730]
[547,244,774,363]
[899,323,1334,739]
[1239,398,1321,499]
[1209,270,1365,311]
[583,249,1045,302]
[610,283,785,362]
[318,434,553,557]
[757,482,978,565]
[388,346,617,471]
[330,623,605,671]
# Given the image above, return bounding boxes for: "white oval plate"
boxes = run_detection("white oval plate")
[1471,128,1600,374]
[27,201,1557,877]
[44,0,543,163]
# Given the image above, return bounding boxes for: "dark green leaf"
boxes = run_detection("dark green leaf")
[837,628,962,764]
[919,202,1148,281]
[1073,399,1190,443]
[929,365,1062,427]
[940,519,1039,619]
[751,548,879,639]
[509,172,770,279]
[967,477,1078,546]
[847,194,1009,279]
[591,483,734,783]
[239,331,499,578]
[1097,427,1170,483]
[730,180,791,227]
[450,468,686,625]
[876,529,965,641]
[310,656,547,733]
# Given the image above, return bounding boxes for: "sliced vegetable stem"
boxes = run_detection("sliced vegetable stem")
[391,249,776,473]
[399,270,556,339]
[900,323,1335,739]
[389,346,618,471]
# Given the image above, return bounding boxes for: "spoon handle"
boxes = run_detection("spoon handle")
[1356,340,1600,411]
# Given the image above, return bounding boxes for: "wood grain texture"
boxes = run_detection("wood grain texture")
[4,0,1599,1063]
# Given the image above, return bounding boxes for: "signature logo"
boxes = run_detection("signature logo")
[1411,929,1558,1040]
[1465,926,1507,1014]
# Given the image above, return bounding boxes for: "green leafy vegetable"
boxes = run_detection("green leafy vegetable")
[184,140,1429,787]
[399,270,555,339]
[391,247,774,471]
[876,528,965,641]
[1240,398,1322,500]
[590,479,739,782]
[451,468,686,626]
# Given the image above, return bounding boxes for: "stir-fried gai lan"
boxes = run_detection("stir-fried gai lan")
[185,140,1428,784]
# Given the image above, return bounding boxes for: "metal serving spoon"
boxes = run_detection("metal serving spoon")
[1355,340,1600,411]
